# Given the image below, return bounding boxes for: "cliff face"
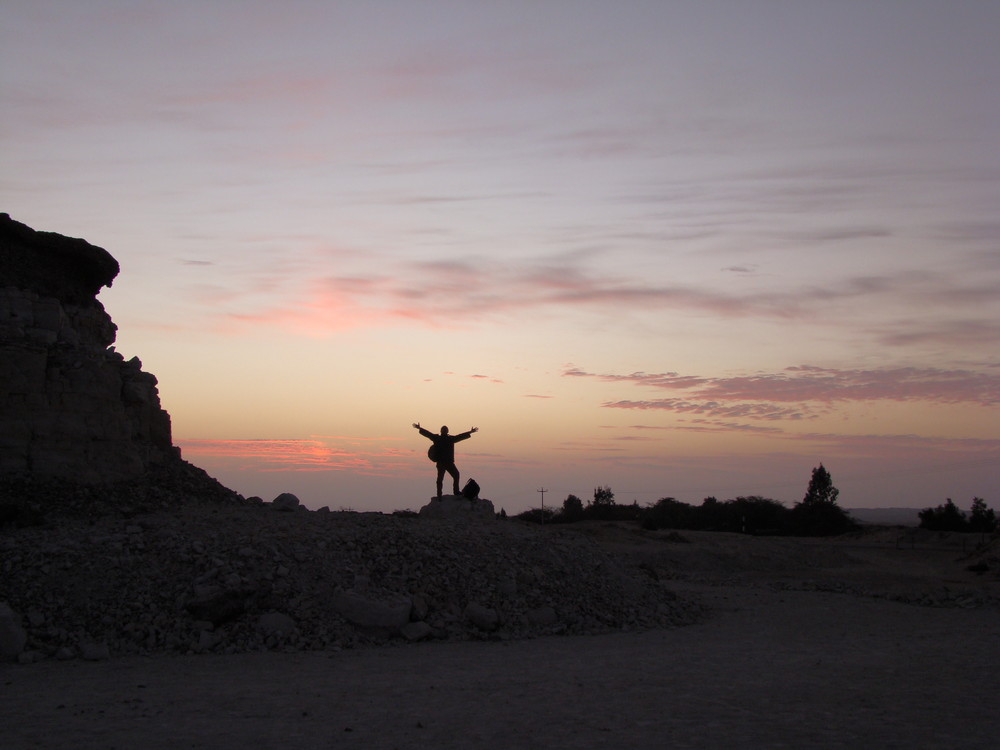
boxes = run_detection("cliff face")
[0,213,176,482]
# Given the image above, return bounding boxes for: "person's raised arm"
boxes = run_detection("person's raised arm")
[413,422,433,439]
[454,426,479,441]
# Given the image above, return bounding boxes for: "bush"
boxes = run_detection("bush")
[729,496,792,534]
[786,498,857,536]
[639,495,790,534]
[581,500,641,522]
[514,507,556,524]
[969,498,998,533]
[918,499,968,532]
[561,494,584,522]
[640,497,695,530]
[919,498,997,533]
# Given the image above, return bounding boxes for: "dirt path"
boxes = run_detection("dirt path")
[5,583,999,749]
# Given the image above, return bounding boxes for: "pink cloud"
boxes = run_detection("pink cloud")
[204,249,1000,350]
[178,436,408,476]
[568,365,1000,407]
[603,399,815,420]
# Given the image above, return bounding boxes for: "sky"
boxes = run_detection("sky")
[2,0,999,514]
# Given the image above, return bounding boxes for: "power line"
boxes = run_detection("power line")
[537,487,548,509]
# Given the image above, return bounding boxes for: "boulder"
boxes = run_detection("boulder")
[418,495,495,519]
[79,641,111,661]
[399,621,433,642]
[331,590,412,630]
[527,606,559,627]
[258,612,297,637]
[464,602,499,632]
[272,493,300,511]
[184,589,250,626]
[0,602,27,660]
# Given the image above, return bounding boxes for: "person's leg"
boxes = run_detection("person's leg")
[435,465,445,497]
[446,463,460,495]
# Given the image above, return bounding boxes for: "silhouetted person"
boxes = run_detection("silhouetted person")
[413,422,478,497]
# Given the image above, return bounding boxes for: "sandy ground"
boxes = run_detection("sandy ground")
[5,526,1000,749]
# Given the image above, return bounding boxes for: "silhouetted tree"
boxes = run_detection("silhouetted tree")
[561,494,584,521]
[788,464,856,536]
[592,486,615,506]
[731,496,790,534]
[918,498,968,532]
[968,497,997,533]
[802,464,839,505]
[580,486,642,521]
[640,497,692,530]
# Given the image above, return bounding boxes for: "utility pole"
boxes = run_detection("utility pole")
[537,487,547,510]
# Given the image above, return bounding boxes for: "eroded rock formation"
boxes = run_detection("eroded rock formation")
[1,213,175,481]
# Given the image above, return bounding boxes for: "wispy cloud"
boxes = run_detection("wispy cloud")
[567,363,1000,412]
[603,399,816,420]
[215,253,988,336]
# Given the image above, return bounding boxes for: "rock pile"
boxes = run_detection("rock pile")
[0,504,700,662]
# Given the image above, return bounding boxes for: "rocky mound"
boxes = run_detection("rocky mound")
[0,506,699,662]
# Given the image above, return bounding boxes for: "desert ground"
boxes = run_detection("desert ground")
[4,521,999,749]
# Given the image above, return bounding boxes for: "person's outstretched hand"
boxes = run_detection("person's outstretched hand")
[471,426,479,433]
[412,422,420,429]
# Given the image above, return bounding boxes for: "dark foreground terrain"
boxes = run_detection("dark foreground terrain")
[4,508,1000,749]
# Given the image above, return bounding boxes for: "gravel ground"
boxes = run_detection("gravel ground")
[4,580,999,749]
[4,497,999,749]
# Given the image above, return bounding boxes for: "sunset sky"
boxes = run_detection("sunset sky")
[3,1,998,513]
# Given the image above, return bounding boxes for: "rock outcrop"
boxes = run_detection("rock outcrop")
[418,494,496,519]
[0,214,176,482]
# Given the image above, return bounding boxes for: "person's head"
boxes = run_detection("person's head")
[440,426,449,435]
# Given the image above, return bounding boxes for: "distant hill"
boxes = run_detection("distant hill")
[846,507,920,526]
